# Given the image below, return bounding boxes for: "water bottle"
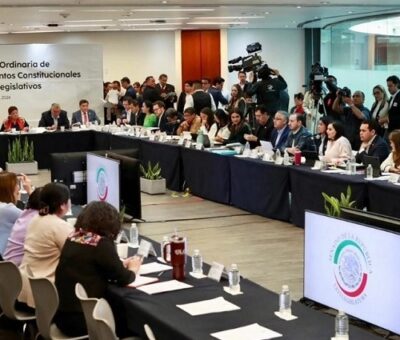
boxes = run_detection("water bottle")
[228,264,240,293]
[279,285,292,314]
[275,149,282,164]
[243,142,251,156]
[350,155,357,175]
[129,223,139,246]
[366,164,373,179]
[191,249,203,274]
[335,310,349,337]
[196,130,204,146]
[283,150,290,166]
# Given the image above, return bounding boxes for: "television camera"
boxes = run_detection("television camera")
[228,42,270,76]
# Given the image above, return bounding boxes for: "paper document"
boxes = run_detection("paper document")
[127,276,159,288]
[260,141,273,154]
[177,297,240,316]
[137,280,193,295]
[139,262,172,275]
[211,323,282,340]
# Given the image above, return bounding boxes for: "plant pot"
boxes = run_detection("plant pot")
[140,177,166,195]
[6,161,38,175]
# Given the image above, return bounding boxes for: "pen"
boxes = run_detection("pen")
[158,271,165,277]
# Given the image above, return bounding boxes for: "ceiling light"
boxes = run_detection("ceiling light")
[64,24,117,27]
[13,30,64,34]
[132,8,214,12]
[265,11,270,15]
[348,11,353,14]
[80,9,124,13]
[193,16,264,19]
[120,23,182,27]
[119,17,189,21]
[350,16,400,36]
[64,19,113,23]
[38,9,67,13]
[296,6,302,9]
[187,21,248,25]
[162,0,168,3]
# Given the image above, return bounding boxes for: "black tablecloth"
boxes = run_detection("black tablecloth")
[140,140,183,192]
[367,181,400,218]
[289,167,368,227]
[181,148,231,204]
[229,157,291,221]
[107,261,381,340]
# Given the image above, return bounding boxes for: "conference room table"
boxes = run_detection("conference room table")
[106,245,382,340]
[367,180,400,218]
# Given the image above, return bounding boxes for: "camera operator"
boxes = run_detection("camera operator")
[322,75,340,120]
[246,65,287,115]
[332,88,370,150]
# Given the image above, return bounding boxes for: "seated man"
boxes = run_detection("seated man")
[119,97,144,126]
[285,113,315,155]
[38,103,70,130]
[165,108,183,135]
[355,120,390,164]
[176,107,201,135]
[271,111,290,153]
[244,105,274,148]
[71,99,101,125]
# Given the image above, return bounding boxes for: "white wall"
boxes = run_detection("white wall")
[0,31,177,87]
[226,29,306,109]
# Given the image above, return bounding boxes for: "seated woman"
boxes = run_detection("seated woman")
[54,201,141,337]
[213,109,231,143]
[142,100,157,128]
[381,130,400,173]
[19,182,73,308]
[0,172,32,255]
[324,121,353,164]
[315,116,331,156]
[225,108,251,145]
[199,107,217,137]
[1,106,29,132]
[3,188,41,266]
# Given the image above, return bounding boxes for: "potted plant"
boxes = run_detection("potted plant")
[6,137,38,174]
[321,185,356,217]
[140,161,166,194]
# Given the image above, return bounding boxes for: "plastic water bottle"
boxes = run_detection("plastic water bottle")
[335,310,349,337]
[228,264,240,293]
[283,150,290,166]
[243,142,251,156]
[129,223,139,246]
[191,249,203,274]
[366,164,373,179]
[350,155,357,175]
[275,149,282,164]
[196,130,204,145]
[279,285,292,314]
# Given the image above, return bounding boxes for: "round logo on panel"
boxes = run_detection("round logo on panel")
[96,167,108,201]
[331,235,371,304]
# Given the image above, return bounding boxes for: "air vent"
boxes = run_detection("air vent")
[47,23,59,27]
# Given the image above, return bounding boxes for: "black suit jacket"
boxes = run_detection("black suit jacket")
[388,91,400,132]
[271,125,290,152]
[157,112,168,132]
[38,110,70,129]
[156,83,176,109]
[355,135,390,164]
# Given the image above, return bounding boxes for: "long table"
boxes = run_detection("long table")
[1,130,399,226]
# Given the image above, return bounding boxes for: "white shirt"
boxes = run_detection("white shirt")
[389,90,400,108]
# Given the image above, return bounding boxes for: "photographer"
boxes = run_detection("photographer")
[246,65,287,115]
[332,88,370,150]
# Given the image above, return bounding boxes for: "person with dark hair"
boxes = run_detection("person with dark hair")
[0,172,32,255]
[38,103,70,130]
[71,99,101,125]
[1,106,29,132]
[121,76,137,99]
[315,116,332,156]
[285,113,314,155]
[333,89,370,149]
[244,105,274,148]
[227,84,246,116]
[165,108,183,135]
[199,107,217,137]
[201,77,211,92]
[153,100,168,132]
[142,76,162,103]
[225,108,251,145]
[177,107,202,135]
[381,130,400,173]
[177,81,193,115]
[324,121,352,163]
[142,100,157,128]
[184,80,216,114]
[213,109,231,143]
[3,187,42,266]
[18,182,73,308]
[370,85,389,137]
[355,120,389,163]
[386,75,400,132]
[119,97,144,126]
[156,74,177,109]
[246,66,287,115]
[54,201,141,337]
[236,71,250,93]
[209,77,228,108]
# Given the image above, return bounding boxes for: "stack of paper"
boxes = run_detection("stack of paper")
[137,280,193,295]
[211,323,282,340]
[138,262,172,275]
[177,297,240,316]
[127,276,159,288]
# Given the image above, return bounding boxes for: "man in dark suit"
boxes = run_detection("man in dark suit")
[153,100,168,132]
[209,77,228,109]
[270,110,290,153]
[387,75,400,132]
[71,99,101,125]
[120,97,144,126]
[38,103,70,130]
[143,76,162,104]
[236,71,250,93]
[244,105,274,148]
[121,76,137,99]
[356,120,390,163]
[155,74,176,110]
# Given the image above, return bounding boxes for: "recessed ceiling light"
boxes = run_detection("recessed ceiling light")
[320,1,330,4]
[348,11,353,14]
[265,11,270,15]
[194,16,264,20]
[162,0,168,3]
[296,6,302,9]
[187,21,248,25]
[64,19,113,23]
[119,17,189,22]
[64,24,117,27]
[132,8,214,12]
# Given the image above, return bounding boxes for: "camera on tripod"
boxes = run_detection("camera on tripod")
[228,42,266,75]
[337,86,351,98]
[309,62,329,95]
